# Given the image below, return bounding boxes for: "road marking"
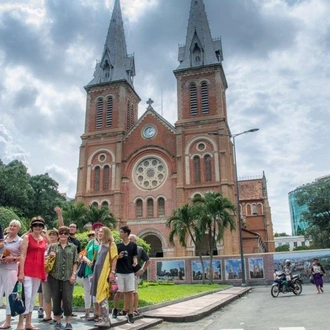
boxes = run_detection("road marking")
[279,328,305,330]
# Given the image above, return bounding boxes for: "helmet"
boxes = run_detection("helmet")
[285,259,290,264]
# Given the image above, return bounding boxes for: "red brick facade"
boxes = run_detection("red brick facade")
[75,1,274,257]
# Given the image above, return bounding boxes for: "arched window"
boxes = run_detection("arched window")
[102,201,109,208]
[201,81,209,114]
[126,100,131,130]
[252,204,258,215]
[92,202,98,208]
[147,198,154,218]
[106,96,113,127]
[158,197,165,217]
[136,199,143,218]
[103,165,110,191]
[246,204,251,216]
[94,166,100,192]
[193,156,201,183]
[96,98,103,129]
[189,83,198,116]
[204,155,212,182]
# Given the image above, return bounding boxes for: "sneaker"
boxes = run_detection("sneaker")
[111,308,118,319]
[127,313,134,324]
[65,323,73,330]
[54,322,63,329]
[38,307,44,318]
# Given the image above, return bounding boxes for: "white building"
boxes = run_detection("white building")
[274,236,310,251]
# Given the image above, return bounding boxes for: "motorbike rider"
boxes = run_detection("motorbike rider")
[283,259,295,291]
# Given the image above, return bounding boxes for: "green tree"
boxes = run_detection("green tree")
[296,177,330,248]
[274,232,290,237]
[26,174,66,226]
[167,204,206,283]
[275,245,290,252]
[0,160,32,211]
[62,201,88,229]
[192,192,236,283]
[0,207,29,235]
[85,206,117,229]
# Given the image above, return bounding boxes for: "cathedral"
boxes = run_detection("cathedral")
[75,0,275,257]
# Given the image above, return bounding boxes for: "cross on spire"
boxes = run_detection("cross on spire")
[147,98,154,110]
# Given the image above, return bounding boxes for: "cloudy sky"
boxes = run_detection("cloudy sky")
[0,0,329,234]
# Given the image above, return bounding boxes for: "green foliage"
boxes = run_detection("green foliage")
[0,207,29,235]
[0,159,67,228]
[295,177,330,248]
[85,206,117,229]
[62,201,88,228]
[274,232,290,237]
[27,174,66,226]
[293,245,311,251]
[275,244,290,252]
[192,192,236,283]
[0,160,32,211]
[76,229,150,253]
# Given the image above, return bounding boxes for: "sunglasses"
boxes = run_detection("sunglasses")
[32,224,44,228]
[59,232,69,236]
[88,234,95,237]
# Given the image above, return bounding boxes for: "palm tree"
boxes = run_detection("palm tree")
[62,201,88,229]
[166,204,206,283]
[192,192,236,283]
[85,205,117,229]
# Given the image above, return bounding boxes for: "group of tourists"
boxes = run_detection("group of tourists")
[0,208,150,330]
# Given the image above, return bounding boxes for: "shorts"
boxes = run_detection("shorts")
[37,283,42,293]
[117,273,135,293]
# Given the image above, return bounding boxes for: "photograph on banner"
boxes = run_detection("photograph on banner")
[225,258,243,280]
[248,257,264,279]
[191,260,222,281]
[273,250,330,282]
[156,260,185,281]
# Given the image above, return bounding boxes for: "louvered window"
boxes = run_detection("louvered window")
[96,98,103,129]
[204,155,212,182]
[126,100,131,130]
[193,156,201,183]
[103,165,109,191]
[147,198,154,217]
[158,197,165,217]
[201,81,209,114]
[94,166,100,192]
[190,83,198,116]
[106,97,113,127]
[136,199,143,218]
[130,105,134,127]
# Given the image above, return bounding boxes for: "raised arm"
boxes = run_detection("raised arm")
[54,206,64,227]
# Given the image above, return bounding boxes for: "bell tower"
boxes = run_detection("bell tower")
[76,0,140,214]
[174,0,240,255]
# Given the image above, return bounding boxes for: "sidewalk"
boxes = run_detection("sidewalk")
[0,286,251,329]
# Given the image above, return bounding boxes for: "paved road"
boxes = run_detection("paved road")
[150,284,327,330]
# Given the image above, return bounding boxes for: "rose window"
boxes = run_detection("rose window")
[133,157,167,190]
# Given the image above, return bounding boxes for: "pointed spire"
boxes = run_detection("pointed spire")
[177,0,223,70]
[87,0,135,87]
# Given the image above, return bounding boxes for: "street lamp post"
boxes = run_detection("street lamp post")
[209,128,259,286]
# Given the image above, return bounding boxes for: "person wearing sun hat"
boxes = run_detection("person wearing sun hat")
[17,216,47,330]
[80,222,103,321]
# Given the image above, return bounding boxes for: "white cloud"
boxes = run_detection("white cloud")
[0,0,329,235]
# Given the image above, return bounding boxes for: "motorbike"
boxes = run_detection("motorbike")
[271,271,303,297]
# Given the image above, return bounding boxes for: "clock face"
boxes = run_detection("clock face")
[143,126,156,139]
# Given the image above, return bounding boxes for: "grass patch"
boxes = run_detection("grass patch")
[72,282,230,308]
